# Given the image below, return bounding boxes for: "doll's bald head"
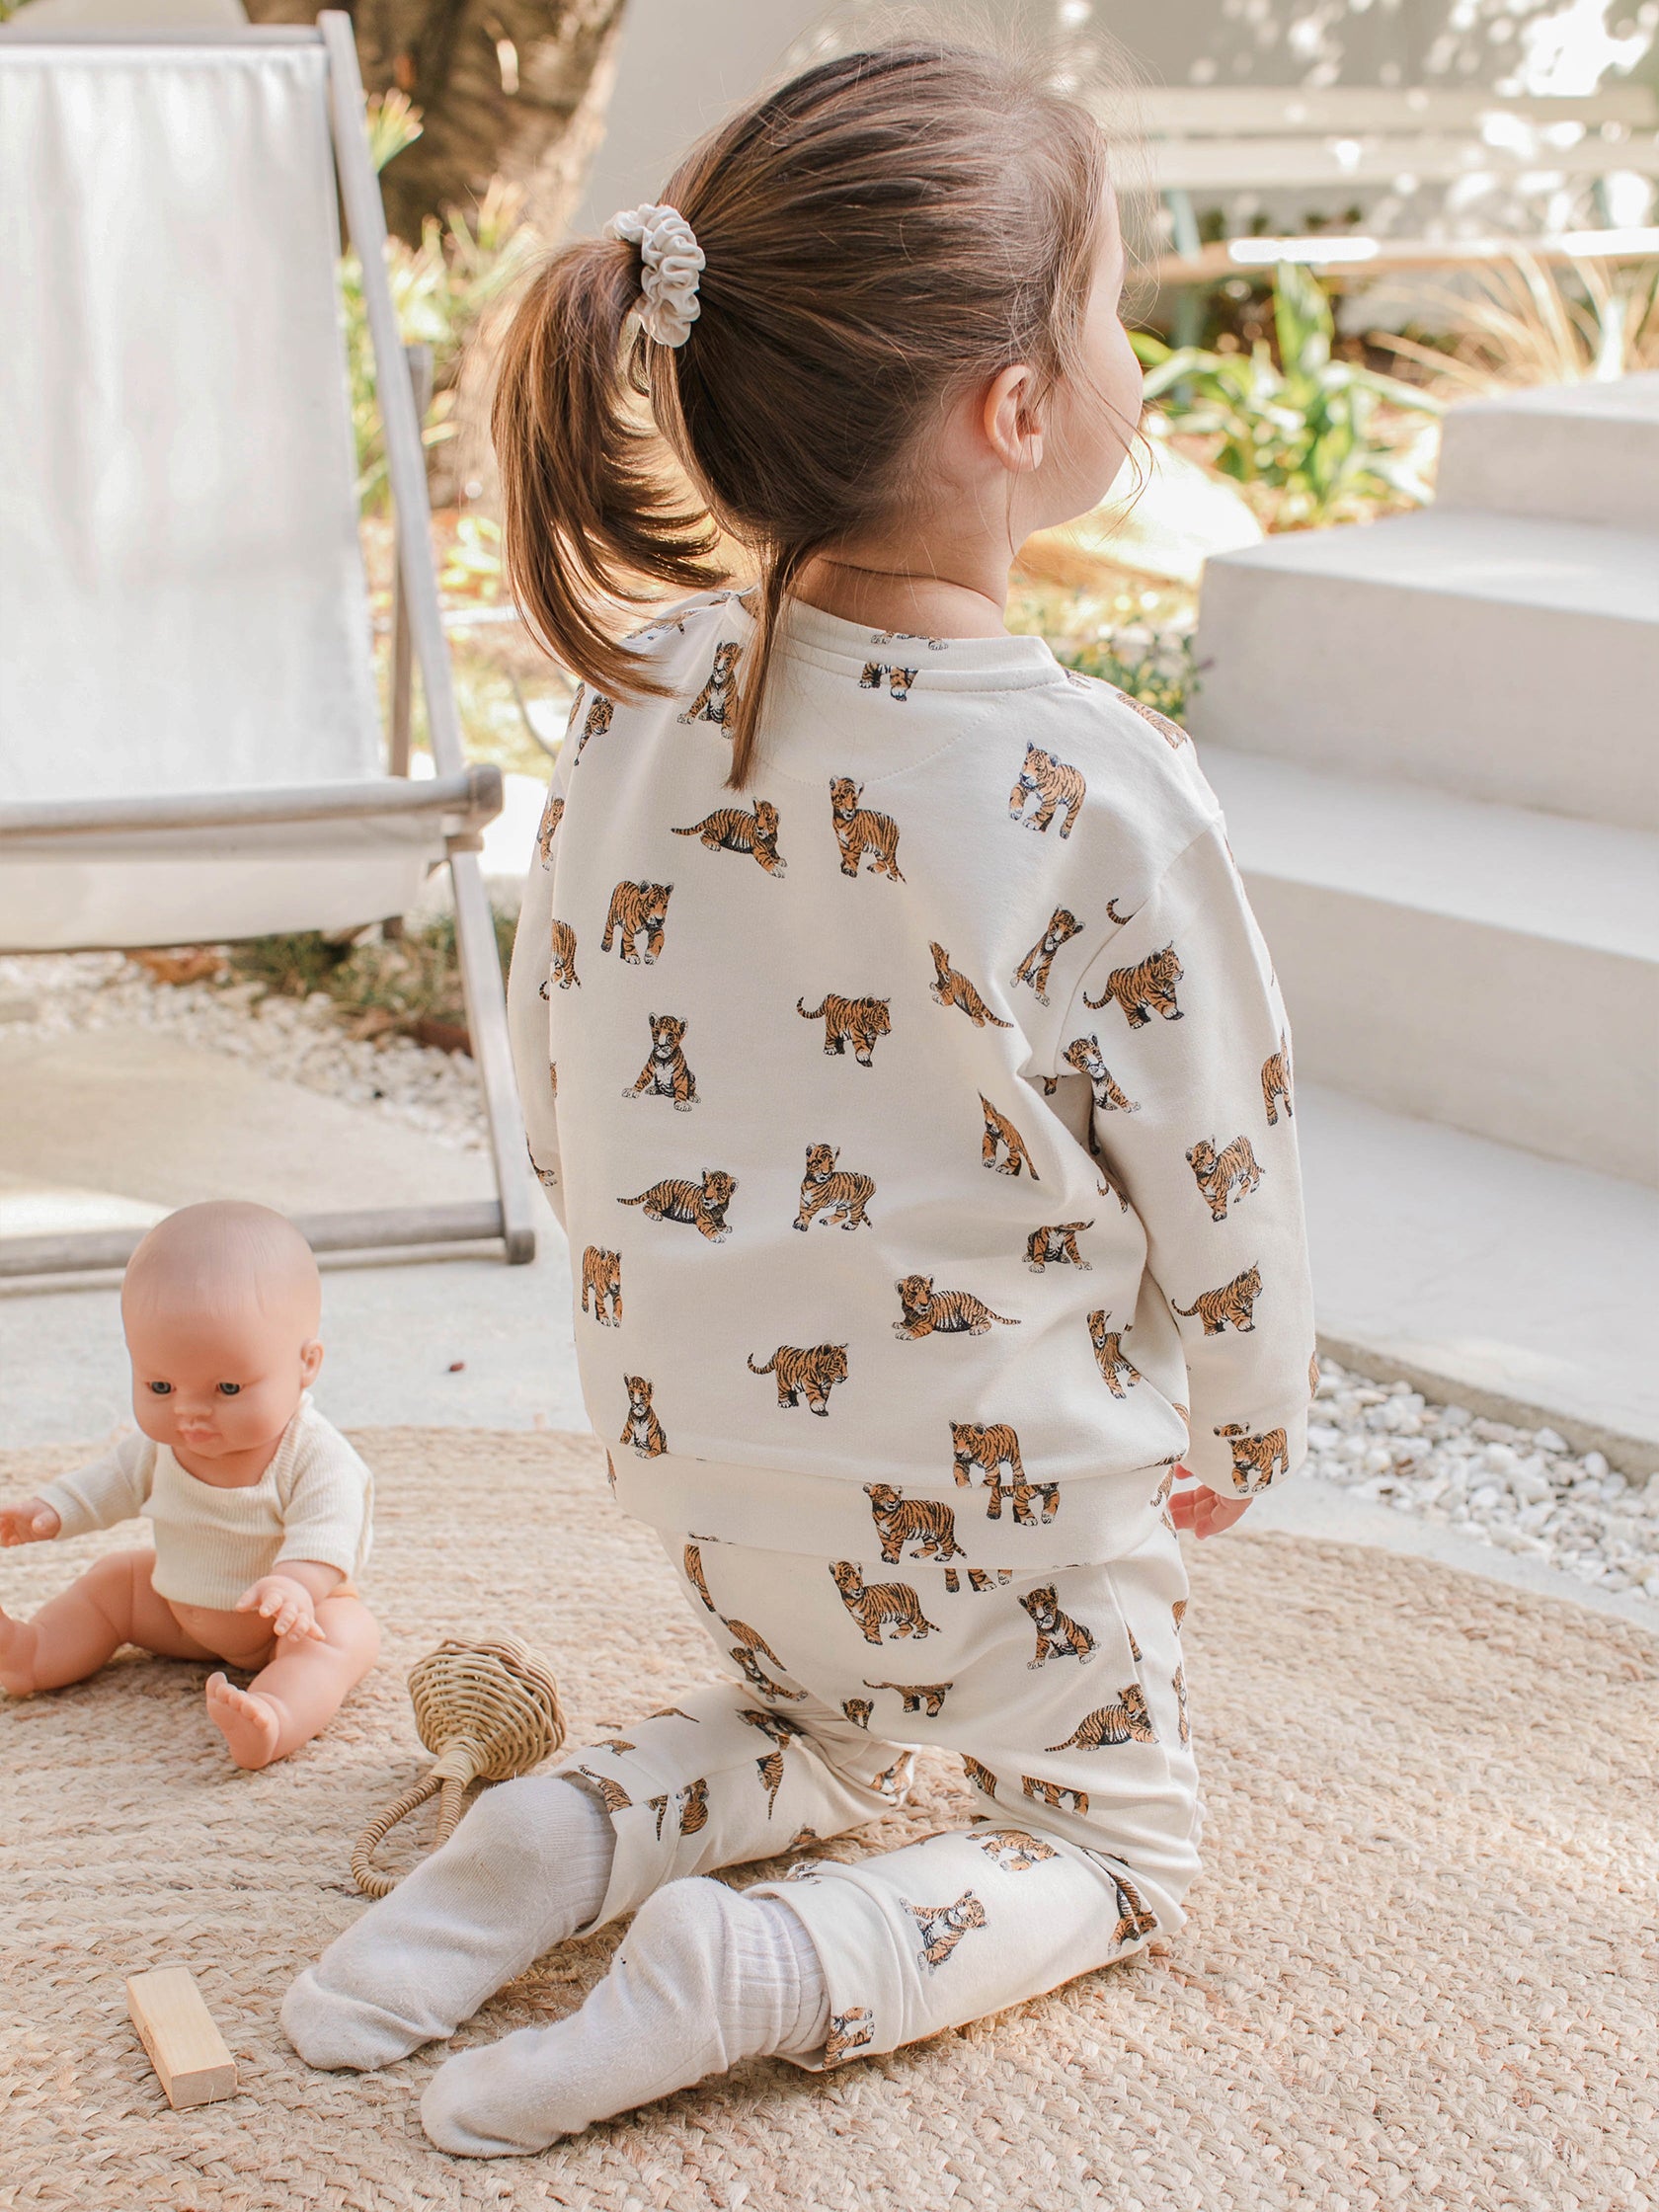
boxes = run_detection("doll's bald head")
[122,1205,323,1458]
[123,1201,321,1332]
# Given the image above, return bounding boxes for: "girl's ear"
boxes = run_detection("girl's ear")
[982,363,1046,475]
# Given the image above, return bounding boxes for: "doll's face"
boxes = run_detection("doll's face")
[124,1296,322,1463]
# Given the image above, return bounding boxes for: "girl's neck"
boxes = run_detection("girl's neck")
[794,548,1013,641]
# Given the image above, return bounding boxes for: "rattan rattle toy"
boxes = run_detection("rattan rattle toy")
[351,1635,567,1897]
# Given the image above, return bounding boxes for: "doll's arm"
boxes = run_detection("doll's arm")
[32,1433,155,1540]
[0,1497,62,1544]
[236,1560,340,1640]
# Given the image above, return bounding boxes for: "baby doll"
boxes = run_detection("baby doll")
[0,1199,378,1770]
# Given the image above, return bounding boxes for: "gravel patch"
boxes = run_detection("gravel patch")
[7,957,1653,1593]
[0,952,489,1154]
[1309,1357,1659,1599]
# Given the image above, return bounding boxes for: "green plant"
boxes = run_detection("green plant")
[1054,629,1199,722]
[341,97,536,511]
[1135,263,1443,530]
[222,906,515,1042]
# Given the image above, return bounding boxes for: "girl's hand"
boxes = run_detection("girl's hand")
[0,1498,61,1545]
[236,1575,325,1641]
[1168,1466,1254,1540]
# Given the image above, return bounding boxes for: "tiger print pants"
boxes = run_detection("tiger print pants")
[554,1516,1201,2069]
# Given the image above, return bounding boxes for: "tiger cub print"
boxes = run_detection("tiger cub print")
[1008,744,1086,838]
[600,881,672,965]
[1173,1598,1188,1635]
[1151,1469,1175,1531]
[1026,1221,1093,1272]
[1019,1586,1097,1669]
[1174,1662,1189,1746]
[1105,896,1138,926]
[676,1778,710,1836]
[1172,1263,1262,1334]
[591,1737,636,1756]
[725,1618,807,1700]
[1127,1621,1144,1661]
[951,1422,1054,1523]
[544,919,580,993]
[981,1094,1040,1179]
[1012,907,1083,1006]
[830,1562,939,1644]
[928,943,1011,1028]
[672,798,787,875]
[842,1698,874,1729]
[580,1246,622,1326]
[859,662,916,700]
[1214,1421,1292,1493]
[872,1754,914,1799]
[1084,942,1184,1027]
[895,1276,1020,1339]
[973,1829,1060,1871]
[863,1680,952,1718]
[573,691,613,762]
[1087,1310,1144,1397]
[797,991,892,1067]
[830,777,905,882]
[870,628,948,650]
[1118,689,1188,750]
[624,1012,698,1109]
[647,1791,672,1842]
[678,640,742,728]
[1063,1035,1140,1115]
[535,792,564,864]
[683,1541,716,1613]
[620,1376,668,1458]
[1261,1031,1294,1125]
[748,1342,849,1415]
[1022,1778,1087,1815]
[794,1144,875,1231]
[1108,1867,1161,1944]
[908,1891,987,1969]
[619,1169,736,1241]
[825,2008,875,2067]
[962,1755,999,1798]
[756,1750,786,1813]
[1309,1350,1321,1398]
[1186,1134,1263,1222]
[864,1482,964,1564]
[1046,1685,1156,1752]
[944,1567,1013,1594]
[572,1765,631,1813]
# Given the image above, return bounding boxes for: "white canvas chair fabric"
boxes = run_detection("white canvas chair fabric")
[0,19,535,1266]
[0,33,433,947]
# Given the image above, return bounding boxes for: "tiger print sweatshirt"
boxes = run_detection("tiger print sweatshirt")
[509,591,1318,1569]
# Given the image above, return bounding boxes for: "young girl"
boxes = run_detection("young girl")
[284,40,1316,2155]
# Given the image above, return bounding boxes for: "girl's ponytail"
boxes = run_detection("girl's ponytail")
[491,239,723,708]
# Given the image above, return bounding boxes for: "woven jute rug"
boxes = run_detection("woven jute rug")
[2,1431,1655,2212]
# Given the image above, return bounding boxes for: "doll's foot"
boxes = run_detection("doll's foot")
[0,1607,40,1697]
[206,1671,282,1769]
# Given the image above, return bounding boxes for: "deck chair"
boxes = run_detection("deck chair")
[0,12,537,1272]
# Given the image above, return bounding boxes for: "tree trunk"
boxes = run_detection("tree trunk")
[246,0,628,245]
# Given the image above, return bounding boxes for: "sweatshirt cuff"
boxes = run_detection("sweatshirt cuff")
[1183,1403,1308,1497]
[35,1477,103,1540]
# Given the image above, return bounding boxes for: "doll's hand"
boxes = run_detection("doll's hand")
[236,1575,325,1641]
[0,1498,61,1545]
[1168,1466,1255,1540]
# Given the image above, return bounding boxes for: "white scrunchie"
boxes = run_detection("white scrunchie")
[605,201,705,348]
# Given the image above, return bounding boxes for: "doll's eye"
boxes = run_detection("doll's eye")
[148,1381,172,1395]
[216,1382,242,1396]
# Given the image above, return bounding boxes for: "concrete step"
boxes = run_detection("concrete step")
[1203,744,1659,1185]
[1188,507,1659,829]
[1434,371,1659,533]
[1296,1079,1659,1471]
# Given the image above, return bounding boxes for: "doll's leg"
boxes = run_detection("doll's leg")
[205,1592,380,1770]
[0,1548,213,1696]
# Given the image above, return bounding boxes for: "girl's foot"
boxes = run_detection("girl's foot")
[0,1607,39,1697]
[205,1671,282,1769]
[421,1877,828,2157]
[282,1772,616,2072]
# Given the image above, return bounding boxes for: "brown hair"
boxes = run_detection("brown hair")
[493,41,1123,788]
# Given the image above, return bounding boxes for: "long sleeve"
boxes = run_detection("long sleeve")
[37,1430,156,1537]
[1056,821,1317,1496]
[507,742,572,1232]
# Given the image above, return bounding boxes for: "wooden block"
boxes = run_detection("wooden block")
[125,1967,239,2109]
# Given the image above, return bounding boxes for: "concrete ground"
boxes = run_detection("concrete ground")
[1,1025,1654,1635]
